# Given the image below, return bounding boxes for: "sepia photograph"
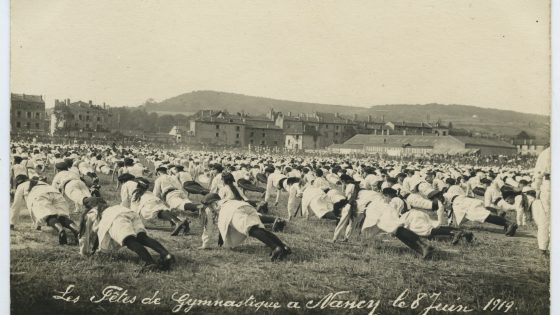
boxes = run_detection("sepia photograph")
[5,0,556,314]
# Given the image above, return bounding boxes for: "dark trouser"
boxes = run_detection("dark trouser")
[123,232,169,265]
[46,215,63,233]
[485,214,507,227]
[322,211,339,221]
[158,210,181,224]
[394,226,427,255]
[248,226,285,250]
[258,214,277,225]
[430,226,458,237]
[183,181,209,195]
[238,179,265,193]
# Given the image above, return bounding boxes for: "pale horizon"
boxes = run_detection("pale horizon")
[11,0,551,115]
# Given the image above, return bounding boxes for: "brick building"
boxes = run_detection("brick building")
[10,93,47,136]
[270,109,357,148]
[50,99,113,138]
[189,110,246,146]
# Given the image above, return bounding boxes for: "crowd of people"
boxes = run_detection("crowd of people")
[9,140,551,272]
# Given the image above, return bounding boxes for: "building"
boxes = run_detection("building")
[244,116,284,147]
[284,128,322,150]
[189,110,247,146]
[511,131,548,155]
[332,134,517,156]
[169,126,191,142]
[10,93,47,136]
[270,109,357,148]
[50,99,113,138]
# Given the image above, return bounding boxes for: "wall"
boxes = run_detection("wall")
[11,101,46,135]
[245,127,284,147]
[193,120,246,146]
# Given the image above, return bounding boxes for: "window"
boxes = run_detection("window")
[250,139,254,144]
[26,122,30,128]
[326,125,329,129]
[235,140,239,145]
[27,112,31,118]
[86,116,90,121]
[261,140,265,145]
[236,126,240,131]
[86,123,90,129]
[35,123,40,128]
[16,111,21,117]
[16,122,21,128]
[335,125,339,130]
[273,141,278,145]
[35,113,41,119]
[250,132,254,137]
[335,132,339,136]
[215,133,219,137]
[215,125,219,129]
[262,133,265,137]
[74,123,78,127]
[78,114,82,120]
[97,124,102,130]
[236,133,240,138]
[97,117,101,122]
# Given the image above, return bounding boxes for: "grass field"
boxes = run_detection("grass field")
[10,167,549,315]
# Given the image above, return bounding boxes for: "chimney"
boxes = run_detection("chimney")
[66,99,70,105]
[335,112,339,118]
[353,114,357,121]
[368,115,372,123]
[103,102,106,109]
[288,111,291,117]
[89,100,92,105]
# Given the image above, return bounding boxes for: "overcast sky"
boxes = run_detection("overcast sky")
[11,0,550,115]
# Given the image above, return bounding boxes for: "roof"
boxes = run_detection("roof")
[328,143,364,149]
[511,138,549,146]
[11,93,44,104]
[450,136,516,149]
[282,112,355,124]
[246,122,282,130]
[344,134,441,148]
[386,121,433,128]
[193,110,245,124]
[432,148,480,155]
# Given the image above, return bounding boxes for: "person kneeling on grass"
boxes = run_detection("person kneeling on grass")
[198,193,291,261]
[361,191,435,259]
[382,188,474,245]
[120,176,190,236]
[10,175,80,245]
[79,197,176,272]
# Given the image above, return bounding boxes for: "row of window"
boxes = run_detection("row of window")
[69,114,103,122]
[14,122,40,129]
[286,123,345,130]
[15,111,41,119]
[216,125,242,131]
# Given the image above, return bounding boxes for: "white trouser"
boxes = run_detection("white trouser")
[406,194,447,226]
[533,180,550,251]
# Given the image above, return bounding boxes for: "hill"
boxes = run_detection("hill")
[142,90,550,138]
